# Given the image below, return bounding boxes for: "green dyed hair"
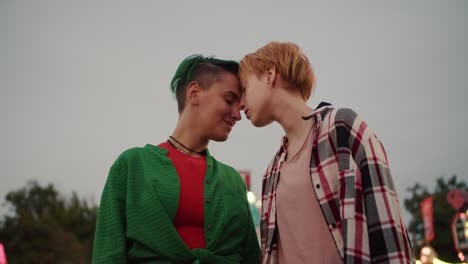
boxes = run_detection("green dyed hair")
[170,54,239,113]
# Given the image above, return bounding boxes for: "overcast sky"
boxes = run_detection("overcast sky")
[1,1,467,224]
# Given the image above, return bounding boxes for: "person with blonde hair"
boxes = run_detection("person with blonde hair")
[239,41,415,263]
[93,55,260,263]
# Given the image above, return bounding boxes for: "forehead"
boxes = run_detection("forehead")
[239,71,250,87]
[241,72,260,87]
[212,72,242,96]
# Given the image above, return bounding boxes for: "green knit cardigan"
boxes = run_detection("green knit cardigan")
[93,144,260,263]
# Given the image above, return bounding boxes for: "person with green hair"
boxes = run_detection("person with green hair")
[93,55,260,263]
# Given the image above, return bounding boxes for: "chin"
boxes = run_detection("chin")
[251,118,273,128]
[210,133,229,142]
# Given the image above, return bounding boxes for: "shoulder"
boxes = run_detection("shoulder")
[321,107,360,124]
[119,146,148,158]
[106,146,164,190]
[110,147,140,165]
[116,144,168,164]
[317,107,369,133]
[334,107,359,120]
[108,146,154,175]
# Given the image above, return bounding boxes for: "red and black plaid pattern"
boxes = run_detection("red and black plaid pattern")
[261,105,415,264]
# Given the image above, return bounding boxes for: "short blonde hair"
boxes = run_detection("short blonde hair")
[239,42,315,100]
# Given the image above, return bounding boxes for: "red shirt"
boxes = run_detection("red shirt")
[158,142,207,249]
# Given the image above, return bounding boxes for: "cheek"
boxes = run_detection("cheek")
[209,103,229,119]
[251,86,264,101]
[250,93,264,108]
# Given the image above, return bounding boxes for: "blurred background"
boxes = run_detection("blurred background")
[1,1,467,263]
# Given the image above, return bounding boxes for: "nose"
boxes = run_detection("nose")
[232,104,242,121]
[239,95,246,111]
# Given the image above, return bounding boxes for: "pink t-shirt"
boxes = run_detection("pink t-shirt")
[277,125,342,263]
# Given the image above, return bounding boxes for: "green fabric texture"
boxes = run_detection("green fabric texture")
[93,144,260,263]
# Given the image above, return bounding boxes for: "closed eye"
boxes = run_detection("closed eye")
[224,91,240,105]
[225,94,234,105]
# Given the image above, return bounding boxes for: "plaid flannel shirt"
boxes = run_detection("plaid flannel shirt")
[261,104,415,264]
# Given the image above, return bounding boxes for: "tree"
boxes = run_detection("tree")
[404,175,468,262]
[0,181,98,263]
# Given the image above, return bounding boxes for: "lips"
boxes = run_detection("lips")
[224,120,234,129]
[244,110,250,119]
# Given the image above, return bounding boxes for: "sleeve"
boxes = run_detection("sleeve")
[347,109,415,263]
[93,154,128,264]
[240,187,261,264]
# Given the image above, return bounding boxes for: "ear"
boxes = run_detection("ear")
[266,67,277,86]
[186,81,201,106]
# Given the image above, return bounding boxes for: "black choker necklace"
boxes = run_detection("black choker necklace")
[168,136,206,156]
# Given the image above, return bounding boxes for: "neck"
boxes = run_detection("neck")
[272,90,314,143]
[171,113,209,153]
[270,89,314,162]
